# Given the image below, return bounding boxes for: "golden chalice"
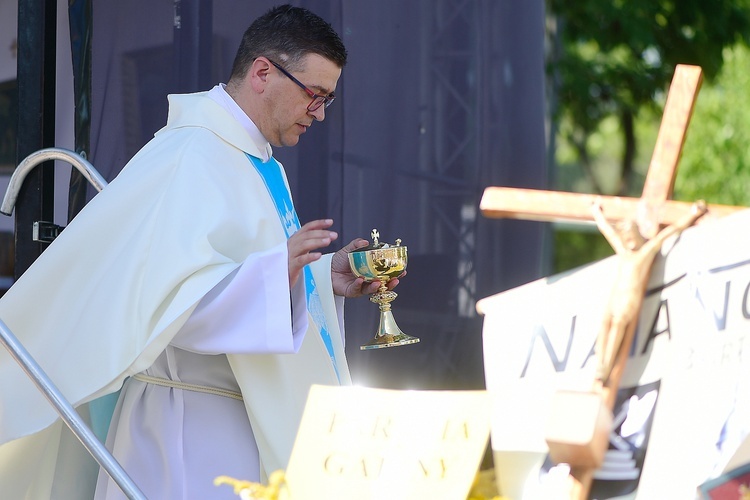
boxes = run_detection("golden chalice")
[349,229,420,350]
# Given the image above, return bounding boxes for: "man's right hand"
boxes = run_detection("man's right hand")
[287,219,338,288]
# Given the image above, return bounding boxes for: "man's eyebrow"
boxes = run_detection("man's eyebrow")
[310,83,334,96]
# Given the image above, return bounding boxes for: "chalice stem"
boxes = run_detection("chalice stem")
[360,284,419,350]
[376,309,403,338]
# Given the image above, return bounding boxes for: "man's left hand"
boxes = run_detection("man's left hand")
[331,238,404,297]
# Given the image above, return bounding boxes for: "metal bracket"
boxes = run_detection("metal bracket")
[32,221,64,243]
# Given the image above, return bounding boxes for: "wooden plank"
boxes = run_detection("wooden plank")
[638,64,703,237]
[641,65,703,208]
[480,186,743,225]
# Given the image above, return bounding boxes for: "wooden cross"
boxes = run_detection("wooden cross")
[479,64,745,499]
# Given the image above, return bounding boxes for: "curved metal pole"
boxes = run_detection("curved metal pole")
[1,147,108,216]
[0,319,146,499]
[0,148,139,496]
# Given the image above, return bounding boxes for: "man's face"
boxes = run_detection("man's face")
[260,53,341,147]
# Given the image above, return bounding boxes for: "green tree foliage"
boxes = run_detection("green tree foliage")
[548,0,750,197]
[676,45,750,207]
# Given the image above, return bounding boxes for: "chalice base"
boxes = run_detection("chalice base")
[360,310,420,350]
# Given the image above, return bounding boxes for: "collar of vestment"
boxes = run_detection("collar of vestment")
[206,84,273,162]
[159,89,271,162]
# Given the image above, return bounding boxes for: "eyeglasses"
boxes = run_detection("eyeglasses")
[268,59,335,112]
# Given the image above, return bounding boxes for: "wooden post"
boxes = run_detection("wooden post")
[638,65,702,238]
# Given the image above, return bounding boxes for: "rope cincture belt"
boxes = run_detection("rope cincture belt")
[132,373,244,401]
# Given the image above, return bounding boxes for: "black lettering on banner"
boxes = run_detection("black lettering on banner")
[642,299,671,355]
[520,316,577,377]
[694,280,731,331]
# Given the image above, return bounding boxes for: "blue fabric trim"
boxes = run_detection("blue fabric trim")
[246,154,340,382]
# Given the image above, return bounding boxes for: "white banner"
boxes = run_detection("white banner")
[478,209,750,499]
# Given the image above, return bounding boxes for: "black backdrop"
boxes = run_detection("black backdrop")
[88,0,550,390]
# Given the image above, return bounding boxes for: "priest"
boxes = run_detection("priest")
[0,5,395,499]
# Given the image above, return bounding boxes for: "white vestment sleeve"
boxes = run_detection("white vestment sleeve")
[173,242,308,354]
[335,294,346,348]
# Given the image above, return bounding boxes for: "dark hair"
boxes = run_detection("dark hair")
[230,4,347,81]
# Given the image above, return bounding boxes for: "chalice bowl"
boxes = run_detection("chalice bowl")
[349,229,420,350]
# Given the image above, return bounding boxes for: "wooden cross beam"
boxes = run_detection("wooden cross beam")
[480,187,742,229]
[480,64,746,499]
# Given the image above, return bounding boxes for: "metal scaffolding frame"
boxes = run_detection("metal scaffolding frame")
[418,0,485,317]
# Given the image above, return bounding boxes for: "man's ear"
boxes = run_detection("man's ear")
[249,57,273,93]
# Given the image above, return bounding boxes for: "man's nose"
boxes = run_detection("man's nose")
[309,106,326,122]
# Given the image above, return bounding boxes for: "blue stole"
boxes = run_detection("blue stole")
[247,154,340,382]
